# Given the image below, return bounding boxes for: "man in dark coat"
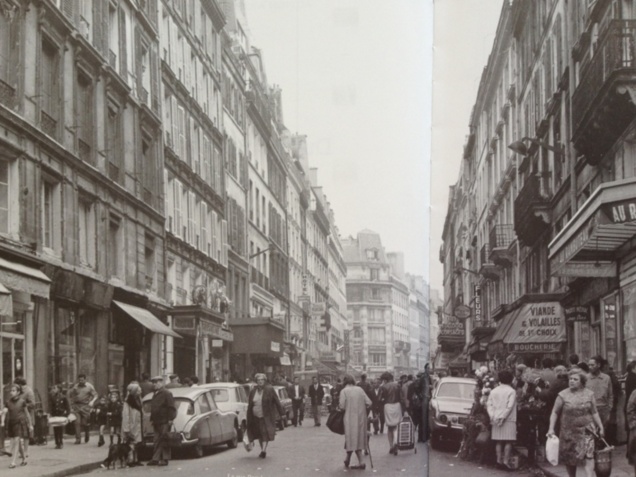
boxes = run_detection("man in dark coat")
[139,373,154,398]
[371,378,385,434]
[357,374,376,432]
[308,376,325,426]
[247,373,285,458]
[147,376,176,466]
[289,377,305,426]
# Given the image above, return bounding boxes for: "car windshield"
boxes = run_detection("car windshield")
[436,382,475,400]
[210,388,229,402]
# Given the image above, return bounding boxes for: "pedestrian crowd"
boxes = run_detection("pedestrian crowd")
[0,368,429,471]
[457,353,632,477]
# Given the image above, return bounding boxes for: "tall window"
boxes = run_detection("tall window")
[106,102,122,181]
[144,233,155,290]
[77,73,93,162]
[108,215,122,277]
[78,199,96,267]
[0,162,9,235]
[40,39,60,137]
[42,179,61,253]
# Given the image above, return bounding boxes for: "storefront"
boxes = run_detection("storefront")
[171,305,233,383]
[230,317,285,381]
[488,298,566,366]
[548,178,636,372]
[0,254,50,407]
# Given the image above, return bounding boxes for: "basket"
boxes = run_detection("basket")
[594,447,612,477]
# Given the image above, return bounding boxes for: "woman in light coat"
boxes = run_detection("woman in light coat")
[121,382,143,467]
[487,369,517,470]
[339,374,372,470]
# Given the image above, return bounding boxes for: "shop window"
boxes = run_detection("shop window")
[48,306,78,387]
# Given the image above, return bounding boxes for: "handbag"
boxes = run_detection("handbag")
[326,409,345,435]
[166,425,182,446]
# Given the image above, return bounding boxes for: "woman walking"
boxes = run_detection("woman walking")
[49,384,70,449]
[121,382,144,467]
[246,373,285,458]
[487,370,517,470]
[379,372,403,455]
[547,368,604,477]
[339,374,372,470]
[4,384,31,468]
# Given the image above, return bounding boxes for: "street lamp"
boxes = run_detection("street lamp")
[508,137,564,156]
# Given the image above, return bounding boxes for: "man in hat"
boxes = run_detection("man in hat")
[147,376,176,466]
[165,374,182,389]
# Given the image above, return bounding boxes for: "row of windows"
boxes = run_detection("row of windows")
[164,173,228,267]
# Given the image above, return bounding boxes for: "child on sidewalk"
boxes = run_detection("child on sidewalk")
[4,384,32,468]
[106,392,123,446]
[91,396,108,447]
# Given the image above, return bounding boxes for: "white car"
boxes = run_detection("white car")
[199,383,249,439]
[429,377,476,449]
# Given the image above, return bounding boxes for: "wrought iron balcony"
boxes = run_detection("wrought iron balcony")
[514,175,551,245]
[489,224,515,266]
[41,111,57,138]
[0,78,16,109]
[479,244,500,280]
[572,20,636,165]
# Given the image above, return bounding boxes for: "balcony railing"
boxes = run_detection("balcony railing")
[0,78,16,109]
[78,139,92,165]
[572,20,636,164]
[109,49,117,69]
[489,224,515,266]
[514,175,551,245]
[41,111,57,137]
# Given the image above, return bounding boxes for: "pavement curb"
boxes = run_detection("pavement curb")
[38,461,103,477]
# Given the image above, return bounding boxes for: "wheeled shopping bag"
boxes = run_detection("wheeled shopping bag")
[396,414,417,454]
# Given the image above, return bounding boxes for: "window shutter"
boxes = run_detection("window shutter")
[188,191,195,245]
[119,7,127,78]
[206,207,213,256]
[165,171,174,233]
[63,182,77,258]
[171,97,178,150]
[221,219,228,266]
[211,210,218,262]
[135,26,143,98]
[62,0,77,24]
[150,45,159,113]
[200,202,207,253]
[174,180,182,238]
[20,159,39,244]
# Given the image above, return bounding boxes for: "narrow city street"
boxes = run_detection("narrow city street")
[75,424,427,477]
[428,441,546,477]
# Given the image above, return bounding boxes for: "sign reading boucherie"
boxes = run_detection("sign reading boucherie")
[504,302,565,344]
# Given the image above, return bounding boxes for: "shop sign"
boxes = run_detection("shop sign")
[604,296,618,367]
[510,343,562,353]
[454,304,471,320]
[211,339,223,348]
[474,285,482,322]
[565,306,589,323]
[439,316,465,339]
[505,302,565,344]
[310,303,326,316]
[173,316,196,330]
[271,341,280,352]
[602,199,636,224]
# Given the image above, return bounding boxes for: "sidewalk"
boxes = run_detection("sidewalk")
[536,444,632,477]
[1,433,106,477]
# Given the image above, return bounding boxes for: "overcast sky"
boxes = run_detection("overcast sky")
[242,0,504,295]
[430,0,504,293]
[243,0,431,282]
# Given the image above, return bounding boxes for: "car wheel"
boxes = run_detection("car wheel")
[191,442,204,458]
[227,426,238,449]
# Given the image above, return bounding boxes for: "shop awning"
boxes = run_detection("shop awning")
[549,177,636,277]
[0,282,12,316]
[489,307,522,348]
[113,301,182,339]
[503,302,565,353]
[0,256,50,298]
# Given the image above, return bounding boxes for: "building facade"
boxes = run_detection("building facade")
[440,0,636,375]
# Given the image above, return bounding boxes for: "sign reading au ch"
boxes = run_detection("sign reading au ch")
[602,199,636,224]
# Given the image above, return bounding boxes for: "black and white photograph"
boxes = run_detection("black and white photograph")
[0,0,431,476]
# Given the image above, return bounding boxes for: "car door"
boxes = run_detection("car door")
[203,391,225,444]
[195,394,213,447]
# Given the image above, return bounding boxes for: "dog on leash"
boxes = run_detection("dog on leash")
[101,441,132,469]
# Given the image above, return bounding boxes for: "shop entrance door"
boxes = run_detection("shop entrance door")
[1,334,25,403]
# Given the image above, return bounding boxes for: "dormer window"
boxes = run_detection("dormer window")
[366,249,379,260]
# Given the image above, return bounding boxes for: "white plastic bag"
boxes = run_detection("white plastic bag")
[546,435,559,466]
[242,431,253,452]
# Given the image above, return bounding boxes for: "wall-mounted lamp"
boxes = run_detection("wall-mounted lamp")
[508,137,564,156]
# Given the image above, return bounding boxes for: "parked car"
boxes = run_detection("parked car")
[273,385,292,429]
[429,376,476,449]
[141,387,238,458]
[199,383,248,440]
